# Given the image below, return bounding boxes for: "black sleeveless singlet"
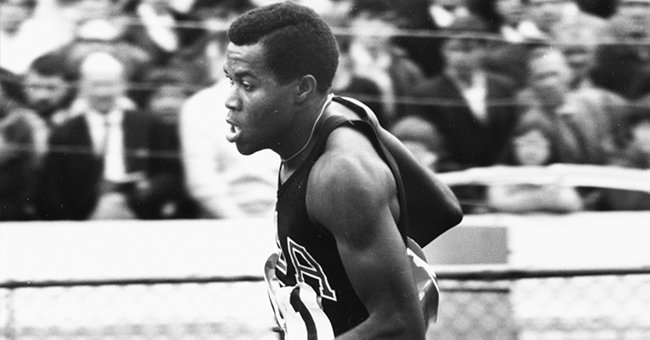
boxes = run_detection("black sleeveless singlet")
[274,97,408,335]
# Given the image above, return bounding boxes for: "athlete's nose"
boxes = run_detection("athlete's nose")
[225,89,241,112]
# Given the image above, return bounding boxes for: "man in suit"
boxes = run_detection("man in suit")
[408,15,520,213]
[518,46,627,165]
[410,15,520,170]
[22,52,75,127]
[37,51,171,220]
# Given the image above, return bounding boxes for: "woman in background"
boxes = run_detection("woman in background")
[486,116,585,213]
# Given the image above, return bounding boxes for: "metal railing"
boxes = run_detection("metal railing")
[3,265,650,340]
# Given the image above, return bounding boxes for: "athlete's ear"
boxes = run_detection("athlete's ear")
[295,75,317,103]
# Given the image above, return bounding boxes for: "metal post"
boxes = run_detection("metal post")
[2,288,16,340]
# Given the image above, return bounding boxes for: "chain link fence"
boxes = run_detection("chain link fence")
[1,279,278,340]
[432,272,650,340]
[3,270,650,340]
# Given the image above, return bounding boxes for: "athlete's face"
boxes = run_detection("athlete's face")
[223,42,297,155]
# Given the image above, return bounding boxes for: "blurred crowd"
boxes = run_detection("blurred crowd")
[1,0,650,221]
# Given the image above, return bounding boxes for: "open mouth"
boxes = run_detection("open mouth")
[226,121,242,143]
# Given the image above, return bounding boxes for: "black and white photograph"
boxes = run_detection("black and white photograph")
[2,0,650,339]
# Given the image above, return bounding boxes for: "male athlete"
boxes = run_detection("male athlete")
[223,2,462,339]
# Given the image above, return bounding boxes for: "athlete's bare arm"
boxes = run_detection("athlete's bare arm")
[306,125,426,340]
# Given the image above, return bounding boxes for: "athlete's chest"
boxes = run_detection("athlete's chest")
[274,208,340,296]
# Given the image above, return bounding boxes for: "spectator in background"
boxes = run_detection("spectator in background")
[527,0,608,42]
[465,0,502,33]
[139,66,200,219]
[331,35,384,126]
[50,0,153,107]
[0,110,47,221]
[555,28,601,91]
[482,0,544,42]
[486,115,585,213]
[120,0,210,67]
[519,46,625,165]
[480,0,546,89]
[388,0,446,78]
[22,53,76,127]
[180,33,278,219]
[591,0,650,101]
[0,73,47,220]
[346,0,427,127]
[553,31,630,150]
[602,97,650,210]
[304,0,353,28]
[163,0,259,93]
[0,0,73,75]
[429,0,470,29]
[37,52,174,220]
[409,15,520,214]
[410,15,520,170]
[0,67,24,104]
[59,0,122,23]
[351,0,445,78]
[575,0,618,18]
[66,0,129,39]
[389,115,455,173]
[609,0,650,42]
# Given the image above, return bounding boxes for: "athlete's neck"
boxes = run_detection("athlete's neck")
[279,94,333,181]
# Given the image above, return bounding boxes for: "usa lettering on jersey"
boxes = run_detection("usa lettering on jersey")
[265,253,335,340]
[285,237,337,302]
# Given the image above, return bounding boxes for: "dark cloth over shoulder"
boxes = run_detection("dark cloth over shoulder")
[332,96,463,246]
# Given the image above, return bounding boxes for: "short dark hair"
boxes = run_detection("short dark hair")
[28,53,66,78]
[227,1,339,93]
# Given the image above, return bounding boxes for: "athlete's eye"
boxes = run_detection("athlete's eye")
[241,81,254,91]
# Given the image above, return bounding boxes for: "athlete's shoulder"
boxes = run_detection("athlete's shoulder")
[315,117,390,189]
[307,115,398,228]
[312,97,394,188]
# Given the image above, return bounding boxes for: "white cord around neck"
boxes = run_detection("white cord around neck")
[281,94,333,163]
